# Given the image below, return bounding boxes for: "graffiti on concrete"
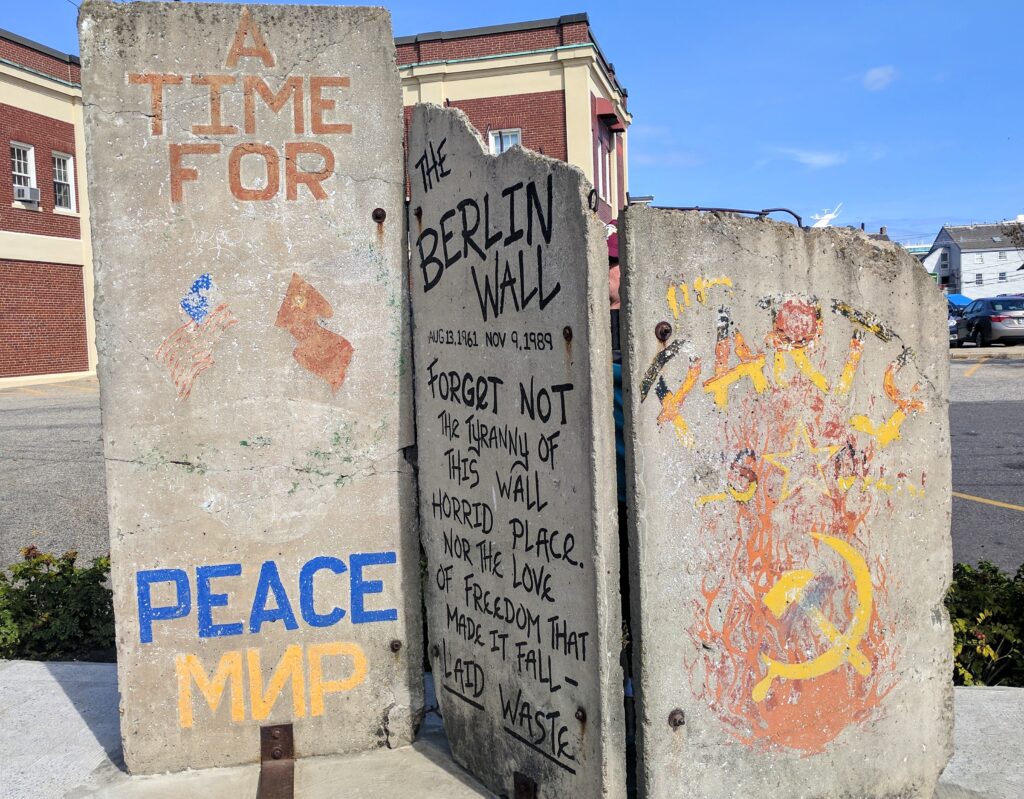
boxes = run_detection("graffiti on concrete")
[641,287,930,754]
[134,551,398,728]
[156,274,237,400]
[275,273,354,392]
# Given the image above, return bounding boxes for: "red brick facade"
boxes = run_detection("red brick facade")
[1,104,81,239]
[2,30,89,379]
[397,20,589,65]
[0,260,89,377]
[449,91,567,162]
[0,37,80,85]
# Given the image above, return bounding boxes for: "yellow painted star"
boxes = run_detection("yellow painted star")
[763,421,841,501]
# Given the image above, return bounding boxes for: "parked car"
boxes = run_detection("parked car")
[948,312,960,347]
[955,296,1024,347]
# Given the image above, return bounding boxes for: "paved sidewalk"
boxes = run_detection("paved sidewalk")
[949,347,1022,360]
[1,660,1022,798]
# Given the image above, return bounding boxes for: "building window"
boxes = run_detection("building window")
[11,143,36,192]
[998,251,1008,260]
[52,153,75,212]
[489,129,521,155]
[999,272,1007,283]
[974,254,984,264]
[976,273,983,286]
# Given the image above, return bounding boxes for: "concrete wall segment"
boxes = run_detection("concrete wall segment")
[619,207,953,798]
[80,0,420,773]
[408,103,625,798]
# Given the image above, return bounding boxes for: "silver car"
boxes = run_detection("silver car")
[956,296,1024,346]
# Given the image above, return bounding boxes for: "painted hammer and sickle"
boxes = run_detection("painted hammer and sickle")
[752,533,873,702]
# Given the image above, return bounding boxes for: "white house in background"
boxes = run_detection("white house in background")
[923,219,1024,299]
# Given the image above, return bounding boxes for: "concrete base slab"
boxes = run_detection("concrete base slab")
[935,687,1024,799]
[0,660,1019,798]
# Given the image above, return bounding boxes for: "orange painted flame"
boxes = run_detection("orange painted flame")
[686,359,897,755]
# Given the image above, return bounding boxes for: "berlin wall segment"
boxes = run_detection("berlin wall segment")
[408,104,626,798]
[619,208,953,798]
[80,2,420,773]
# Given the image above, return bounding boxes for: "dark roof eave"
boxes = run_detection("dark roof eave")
[395,12,627,101]
[395,13,588,45]
[0,27,79,66]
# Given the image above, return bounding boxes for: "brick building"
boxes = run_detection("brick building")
[1,13,629,382]
[1,28,94,384]
[398,13,631,223]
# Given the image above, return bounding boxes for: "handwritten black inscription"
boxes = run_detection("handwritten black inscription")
[413,131,597,782]
[415,174,560,322]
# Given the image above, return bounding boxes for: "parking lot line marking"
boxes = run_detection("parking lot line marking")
[953,491,1024,513]
[963,357,989,378]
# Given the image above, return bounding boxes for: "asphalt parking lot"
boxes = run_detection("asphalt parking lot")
[0,378,107,569]
[1,356,1022,573]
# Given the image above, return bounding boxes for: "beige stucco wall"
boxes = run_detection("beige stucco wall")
[399,44,630,189]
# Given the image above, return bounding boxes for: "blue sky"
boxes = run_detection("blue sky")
[4,0,1022,243]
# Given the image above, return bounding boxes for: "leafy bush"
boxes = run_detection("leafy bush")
[945,561,1024,687]
[0,546,115,661]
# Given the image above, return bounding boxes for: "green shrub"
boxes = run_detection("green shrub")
[0,546,115,661]
[945,561,1024,687]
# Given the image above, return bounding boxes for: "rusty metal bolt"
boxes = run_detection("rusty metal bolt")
[668,708,685,729]
[575,707,586,723]
[271,747,283,760]
[271,728,282,740]
[655,321,673,342]
[563,326,573,342]
[372,208,387,223]
[390,639,402,653]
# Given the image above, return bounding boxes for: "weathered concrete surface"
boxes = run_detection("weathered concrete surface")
[408,105,625,797]
[620,208,953,798]
[80,1,420,773]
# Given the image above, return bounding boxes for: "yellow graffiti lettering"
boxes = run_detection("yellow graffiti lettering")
[696,491,728,507]
[308,641,367,716]
[696,479,757,508]
[665,278,729,318]
[176,651,245,729]
[835,331,865,396]
[703,331,768,409]
[247,644,306,721]
[850,352,925,448]
[693,275,733,304]
[752,534,873,702]
[175,640,366,729]
[658,357,703,445]
[772,348,830,393]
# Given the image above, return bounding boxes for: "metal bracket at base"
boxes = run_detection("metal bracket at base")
[256,723,294,799]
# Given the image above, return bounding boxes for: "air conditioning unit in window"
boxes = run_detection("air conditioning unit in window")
[13,185,40,203]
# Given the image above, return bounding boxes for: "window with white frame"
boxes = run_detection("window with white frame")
[489,129,521,155]
[976,273,983,286]
[998,251,1008,260]
[999,272,1007,283]
[52,153,75,211]
[11,143,36,192]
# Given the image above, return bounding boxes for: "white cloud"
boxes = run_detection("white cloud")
[862,65,897,91]
[773,147,848,169]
